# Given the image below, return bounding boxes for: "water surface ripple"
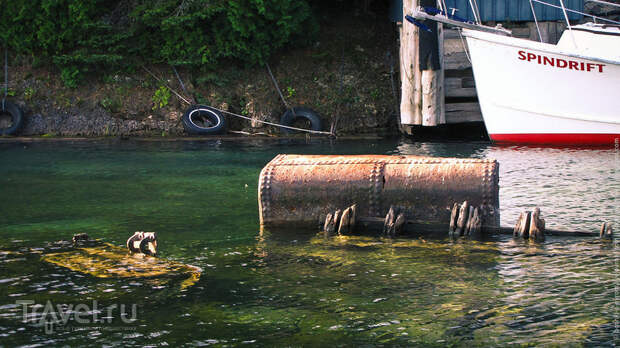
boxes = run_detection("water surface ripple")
[0,138,617,346]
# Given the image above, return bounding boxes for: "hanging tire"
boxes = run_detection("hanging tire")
[0,101,23,136]
[182,105,227,135]
[279,107,322,134]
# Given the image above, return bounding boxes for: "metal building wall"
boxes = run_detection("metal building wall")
[444,0,583,21]
[390,0,584,22]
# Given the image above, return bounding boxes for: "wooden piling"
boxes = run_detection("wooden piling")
[319,202,607,239]
[514,211,531,239]
[528,207,546,242]
[600,222,613,240]
[455,200,469,236]
[400,0,422,126]
[449,202,459,234]
[421,19,445,126]
[344,216,604,239]
[400,0,445,129]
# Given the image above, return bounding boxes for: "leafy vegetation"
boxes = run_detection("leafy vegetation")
[152,86,172,110]
[286,86,296,98]
[0,0,317,87]
[100,96,122,114]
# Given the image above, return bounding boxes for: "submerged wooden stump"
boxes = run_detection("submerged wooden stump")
[448,201,483,239]
[529,207,546,242]
[513,208,546,242]
[381,205,408,237]
[383,205,398,236]
[449,202,459,234]
[338,204,357,236]
[323,204,358,236]
[455,201,469,236]
[394,212,407,236]
[514,211,531,239]
[323,212,335,235]
[600,222,614,240]
[467,206,482,236]
[323,209,342,236]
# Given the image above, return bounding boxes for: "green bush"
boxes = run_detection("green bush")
[152,86,172,110]
[0,0,317,86]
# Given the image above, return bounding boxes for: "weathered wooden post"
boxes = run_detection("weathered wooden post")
[400,0,422,128]
[400,0,445,131]
[421,15,445,126]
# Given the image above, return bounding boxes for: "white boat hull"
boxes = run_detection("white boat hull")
[463,28,620,145]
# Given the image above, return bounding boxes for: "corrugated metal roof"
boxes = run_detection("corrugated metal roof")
[390,0,584,22]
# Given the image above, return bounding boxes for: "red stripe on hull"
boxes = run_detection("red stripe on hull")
[490,133,620,145]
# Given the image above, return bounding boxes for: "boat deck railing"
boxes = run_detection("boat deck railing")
[532,0,620,25]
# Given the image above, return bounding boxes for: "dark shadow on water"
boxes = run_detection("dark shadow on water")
[404,122,491,142]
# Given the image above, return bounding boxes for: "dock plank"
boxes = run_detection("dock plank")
[445,102,483,123]
[445,77,477,97]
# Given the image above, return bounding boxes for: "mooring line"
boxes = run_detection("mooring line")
[210,105,334,135]
[141,66,191,105]
[265,62,298,119]
[330,43,346,135]
[141,65,333,136]
[2,47,7,111]
[265,63,290,111]
[457,30,472,64]
[172,66,194,104]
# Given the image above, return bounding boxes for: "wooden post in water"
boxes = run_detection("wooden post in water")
[422,20,445,126]
[399,0,445,130]
[400,0,422,127]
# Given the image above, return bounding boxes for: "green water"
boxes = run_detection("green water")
[0,138,617,346]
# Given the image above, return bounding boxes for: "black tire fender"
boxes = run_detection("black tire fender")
[0,101,24,136]
[279,107,322,134]
[182,105,227,135]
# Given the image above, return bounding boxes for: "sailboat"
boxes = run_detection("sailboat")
[411,1,620,145]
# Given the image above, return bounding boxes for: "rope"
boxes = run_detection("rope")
[532,0,620,25]
[265,63,287,109]
[172,66,194,104]
[265,62,296,117]
[457,30,472,64]
[142,65,333,136]
[330,44,346,135]
[2,47,7,111]
[387,51,399,119]
[529,0,544,42]
[141,66,191,105]
[213,105,333,135]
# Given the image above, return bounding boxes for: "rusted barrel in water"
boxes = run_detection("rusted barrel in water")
[258,154,499,229]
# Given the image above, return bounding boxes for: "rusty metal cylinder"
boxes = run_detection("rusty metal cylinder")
[258,154,499,229]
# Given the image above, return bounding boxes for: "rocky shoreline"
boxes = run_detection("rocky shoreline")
[3,5,616,138]
[19,106,184,137]
[2,11,399,138]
